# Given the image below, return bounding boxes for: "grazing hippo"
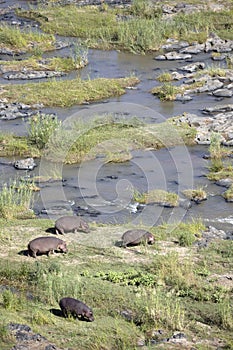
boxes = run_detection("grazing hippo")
[55,216,90,235]
[121,229,154,247]
[28,236,67,258]
[59,297,94,322]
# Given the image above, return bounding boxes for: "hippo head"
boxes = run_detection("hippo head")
[59,242,68,253]
[83,309,94,322]
[80,220,90,233]
[147,233,155,245]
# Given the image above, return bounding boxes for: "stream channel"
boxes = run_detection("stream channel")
[0,0,233,232]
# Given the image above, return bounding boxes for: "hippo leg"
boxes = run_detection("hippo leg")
[55,228,64,235]
[31,251,37,258]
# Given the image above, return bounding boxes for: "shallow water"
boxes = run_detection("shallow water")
[0,2,233,232]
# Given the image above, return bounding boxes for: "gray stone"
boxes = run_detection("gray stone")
[180,62,205,72]
[175,94,192,102]
[4,71,66,80]
[215,179,233,188]
[197,79,224,93]
[14,158,36,171]
[154,55,166,60]
[165,51,192,60]
[212,88,233,97]
[180,43,205,54]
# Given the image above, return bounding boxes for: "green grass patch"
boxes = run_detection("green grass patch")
[133,189,179,207]
[0,24,56,53]
[0,56,79,73]
[0,218,232,349]
[16,4,233,54]
[0,116,197,163]
[222,184,233,201]
[151,83,183,101]
[0,178,35,220]
[0,133,39,157]
[1,76,139,107]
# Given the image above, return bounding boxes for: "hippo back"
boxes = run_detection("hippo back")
[121,229,152,246]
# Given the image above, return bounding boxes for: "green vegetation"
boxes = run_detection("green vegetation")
[0,24,56,53]
[151,83,182,101]
[27,113,62,150]
[207,132,233,181]
[183,188,207,203]
[133,189,179,207]
[0,132,39,157]
[0,116,197,162]
[0,56,85,73]
[157,72,173,82]
[0,218,232,349]
[16,3,233,53]
[1,76,139,107]
[222,184,233,202]
[0,178,35,219]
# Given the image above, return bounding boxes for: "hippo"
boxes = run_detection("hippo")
[55,216,90,235]
[28,236,67,258]
[121,229,154,247]
[59,297,94,322]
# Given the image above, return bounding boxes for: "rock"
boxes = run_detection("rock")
[196,79,224,93]
[173,111,233,145]
[211,88,233,98]
[201,104,233,114]
[0,101,43,120]
[14,158,36,171]
[175,94,192,102]
[196,226,227,248]
[205,32,233,53]
[8,323,62,350]
[4,71,66,80]
[154,54,166,61]
[180,62,205,72]
[180,43,205,54]
[165,51,192,60]
[161,40,189,52]
[171,72,186,80]
[212,54,226,61]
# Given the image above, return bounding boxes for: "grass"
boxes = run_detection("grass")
[0,133,39,158]
[0,178,35,219]
[157,72,173,82]
[27,113,62,150]
[0,56,85,73]
[182,188,207,203]
[16,4,233,53]
[0,218,232,349]
[133,189,180,207]
[0,76,140,108]
[0,24,56,53]
[0,116,197,162]
[207,132,233,181]
[151,83,183,101]
[222,184,233,202]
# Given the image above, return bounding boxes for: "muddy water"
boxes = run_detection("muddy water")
[0,3,233,232]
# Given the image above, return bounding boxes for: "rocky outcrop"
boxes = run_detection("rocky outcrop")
[4,70,66,80]
[8,323,62,350]
[173,111,233,145]
[0,100,43,120]
[14,158,37,170]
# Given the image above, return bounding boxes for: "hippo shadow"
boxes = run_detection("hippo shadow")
[50,308,63,317]
[18,249,29,256]
[115,240,123,247]
[45,227,57,234]
[50,309,91,321]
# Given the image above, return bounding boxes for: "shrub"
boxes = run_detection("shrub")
[27,113,62,149]
[0,178,35,219]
